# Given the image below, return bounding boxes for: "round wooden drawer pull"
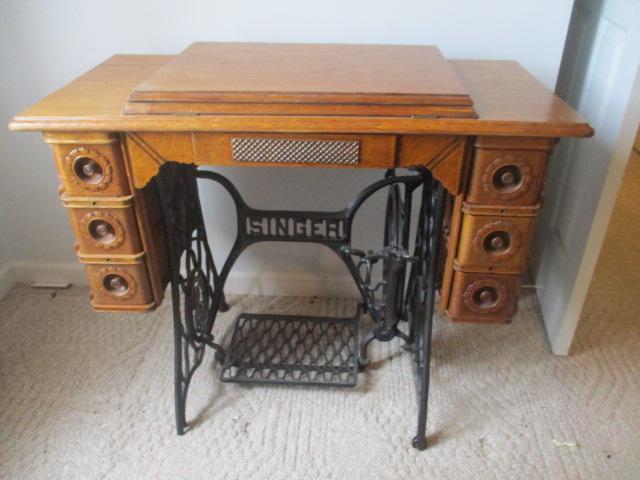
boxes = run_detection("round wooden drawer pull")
[474,287,498,308]
[80,212,125,250]
[88,219,117,245]
[500,171,515,185]
[473,220,521,262]
[492,165,522,193]
[483,231,511,254]
[64,147,114,192]
[481,155,533,201]
[97,267,137,300]
[463,279,508,314]
[103,274,129,296]
[73,156,104,184]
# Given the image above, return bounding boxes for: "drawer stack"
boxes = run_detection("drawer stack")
[443,136,556,323]
[45,133,166,312]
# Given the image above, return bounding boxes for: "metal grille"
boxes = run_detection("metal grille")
[231,138,360,165]
[220,312,359,387]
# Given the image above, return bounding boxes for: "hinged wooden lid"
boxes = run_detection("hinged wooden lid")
[124,42,477,118]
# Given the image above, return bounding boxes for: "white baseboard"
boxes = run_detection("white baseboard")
[4,261,361,299]
[11,261,88,287]
[0,263,17,300]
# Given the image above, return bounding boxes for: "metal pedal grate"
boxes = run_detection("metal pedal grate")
[220,311,360,387]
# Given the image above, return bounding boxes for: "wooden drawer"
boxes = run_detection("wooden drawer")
[194,132,396,168]
[446,270,520,323]
[64,196,143,258]
[46,133,130,196]
[85,260,155,311]
[457,211,537,272]
[466,138,553,206]
[126,132,398,189]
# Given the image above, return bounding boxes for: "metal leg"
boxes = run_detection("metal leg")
[409,177,445,450]
[358,330,376,369]
[172,304,188,435]
[156,164,226,435]
[412,299,434,450]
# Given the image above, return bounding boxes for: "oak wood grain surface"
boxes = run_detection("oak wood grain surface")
[127,43,473,106]
[8,44,594,321]
[10,53,593,137]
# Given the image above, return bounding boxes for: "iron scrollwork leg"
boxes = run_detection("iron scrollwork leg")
[156,163,226,435]
[407,175,445,450]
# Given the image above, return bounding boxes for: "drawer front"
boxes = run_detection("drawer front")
[446,271,520,323]
[441,137,556,323]
[65,200,143,257]
[86,261,155,311]
[466,137,555,206]
[193,133,397,168]
[46,134,130,197]
[45,133,166,313]
[457,211,536,272]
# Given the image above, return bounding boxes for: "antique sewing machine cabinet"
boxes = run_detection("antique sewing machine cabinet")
[10,43,592,450]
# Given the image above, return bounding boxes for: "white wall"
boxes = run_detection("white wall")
[0,0,575,296]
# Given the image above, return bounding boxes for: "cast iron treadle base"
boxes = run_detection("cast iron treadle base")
[158,164,445,449]
[220,310,360,387]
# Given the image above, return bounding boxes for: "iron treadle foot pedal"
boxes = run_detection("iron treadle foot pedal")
[220,307,361,387]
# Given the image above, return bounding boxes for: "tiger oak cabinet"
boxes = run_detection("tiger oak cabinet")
[10,43,591,322]
[10,43,592,449]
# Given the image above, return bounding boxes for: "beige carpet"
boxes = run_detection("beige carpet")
[575,149,640,358]
[1,281,638,480]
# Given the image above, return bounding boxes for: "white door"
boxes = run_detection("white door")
[533,0,640,354]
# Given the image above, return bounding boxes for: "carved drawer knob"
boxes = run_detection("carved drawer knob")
[475,287,498,308]
[490,236,505,249]
[473,220,521,261]
[500,171,515,185]
[482,155,534,201]
[463,279,508,314]
[73,156,104,184]
[80,212,125,249]
[65,147,113,191]
[95,223,109,236]
[483,231,511,254]
[98,267,137,300]
[103,274,129,296]
[88,219,117,245]
[492,165,522,193]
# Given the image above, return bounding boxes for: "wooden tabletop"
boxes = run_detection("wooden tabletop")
[128,43,473,106]
[10,51,593,138]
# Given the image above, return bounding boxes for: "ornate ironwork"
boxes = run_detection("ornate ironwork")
[156,162,445,449]
[156,164,227,435]
[405,174,445,450]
